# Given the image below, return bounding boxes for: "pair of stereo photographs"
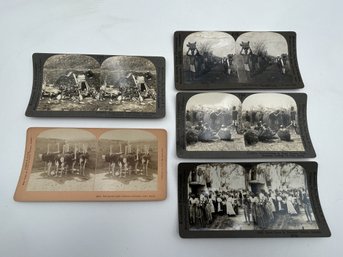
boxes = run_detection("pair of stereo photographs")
[15,31,330,238]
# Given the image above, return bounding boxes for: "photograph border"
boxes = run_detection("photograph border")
[176,92,316,159]
[178,162,330,238]
[14,127,167,201]
[26,53,166,118]
[174,31,303,90]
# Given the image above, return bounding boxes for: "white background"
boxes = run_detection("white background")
[0,0,342,256]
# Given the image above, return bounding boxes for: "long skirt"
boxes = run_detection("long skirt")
[205,204,213,223]
[251,204,257,224]
[226,202,236,216]
[269,198,276,212]
[256,205,267,229]
[189,206,196,224]
[287,200,297,215]
[265,201,275,222]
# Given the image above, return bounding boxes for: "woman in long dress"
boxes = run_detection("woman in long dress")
[286,194,298,215]
[242,195,252,225]
[226,194,236,216]
[204,198,213,224]
[189,194,197,225]
[209,193,215,214]
[303,192,314,222]
[217,195,224,216]
[276,194,285,213]
[250,194,258,225]
[265,196,275,223]
[195,198,205,227]
[255,197,267,229]
[268,191,277,213]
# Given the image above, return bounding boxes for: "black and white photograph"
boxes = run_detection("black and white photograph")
[234,32,291,83]
[178,162,331,238]
[241,93,303,151]
[26,128,97,191]
[182,31,237,83]
[177,92,315,158]
[187,163,317,230]
[185,92,244,151]
[95,129,158,191]
[174,31,303,90]
[26,53,165,118]
[185,92,304,152]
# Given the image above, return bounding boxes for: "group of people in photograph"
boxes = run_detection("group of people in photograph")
[188,188,315,229]
[186,104,298,145]
[243,107,297,131]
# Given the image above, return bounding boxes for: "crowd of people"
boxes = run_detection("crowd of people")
[186,105,298,145]
[188,188,315,229]
[242,107,298,144]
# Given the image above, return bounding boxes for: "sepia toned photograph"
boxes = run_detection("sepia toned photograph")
[14,128,167,201]
[95,129,158,191]
[36,54,157,113]
[185,92,304,152]
[175,31,303,90]
[186,163,318,231]
[26,128,97,191]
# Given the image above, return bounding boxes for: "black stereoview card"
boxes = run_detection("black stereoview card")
[178,162,330,238]
[26,53,165,118]
[174,31,303,90]
[14,128,167,201]
[176,92,315,159]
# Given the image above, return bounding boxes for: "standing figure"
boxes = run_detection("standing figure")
[223,54,234,75]
[210,109,222,131]
[278,54,288,74]
[242,195,252,225]
[244,111,251,124]
[226,194,236,216]
[250,193,258,224]
[240,41,252,77]
[222,57,228,73]
[286,193,298,215]
[186,42,200,80]
[189,194,197,225]
[231,106,238,127]
[303,193,314,222]
[204,198,213,224]
[290,106,297,127]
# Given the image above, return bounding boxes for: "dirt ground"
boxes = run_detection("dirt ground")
[186,133,305,152]
[245,135,304,152]
[183,63,239,84]
[191,207,318,231]
[186,134,246,151]
[26,169,95,191]
[183,63,293,85]
[247,63,293,84]
[36,97,156,112]
[94,170,157,191]
[26,168,158,192]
